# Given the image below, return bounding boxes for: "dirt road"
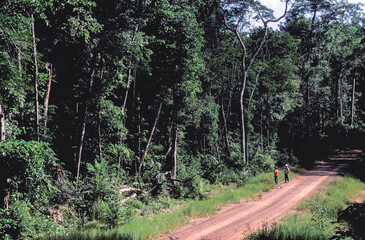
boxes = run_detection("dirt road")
[158,150,362,240]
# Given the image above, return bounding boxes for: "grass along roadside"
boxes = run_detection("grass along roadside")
[47,169,302,240]
[246,175,365,240]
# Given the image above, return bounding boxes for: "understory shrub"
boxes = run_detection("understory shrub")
[0,193,66,240]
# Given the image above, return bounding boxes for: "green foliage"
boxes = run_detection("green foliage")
[0,140,58,205]
[92,199,134,227]
[47,170,283,240]
[250,151,276,173]
[0,193,66,240]
[71,158,133,227]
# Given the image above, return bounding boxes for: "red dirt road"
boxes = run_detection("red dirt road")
[158,150,363,240]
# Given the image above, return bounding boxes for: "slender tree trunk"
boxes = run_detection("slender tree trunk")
[335,78,339,119]
[98,105,103,159]
[260,99,263,151]
[221,101,230,156]
[31,14,40,141]
[351,78,355,126]
[0,103,5,141]
[121,68,131,117]
[138,102,163,175]
[122,25,139,117]
[240,70,247,164]
[77,71,95,179]
[117,153,122,180]
[133,68,137,105]
[18,51,24,124]
[136,109,141,174]
[339,78,343,123]
[77,116,87,179]
[173,128,178,179]
[97,68,105,160]
[44,63,53,136]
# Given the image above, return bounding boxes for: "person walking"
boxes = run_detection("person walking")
[284,164,290,183]
[274,166,279,185]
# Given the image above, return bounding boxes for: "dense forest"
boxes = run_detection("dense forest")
[1,0,365,238]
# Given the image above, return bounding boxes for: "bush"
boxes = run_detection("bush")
[0,193,66,239]
[0,140,59,206]
[250,152,276,174]
[92,199,134,227]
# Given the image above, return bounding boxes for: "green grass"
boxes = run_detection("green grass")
[247,175,365,240]
[46,170,301,240]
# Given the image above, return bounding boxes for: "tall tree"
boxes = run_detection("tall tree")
[223,0,290,164]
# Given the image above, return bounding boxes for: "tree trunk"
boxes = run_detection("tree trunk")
[138,102,162,175]
[335,78,339,119]
[76,71,95,179]
[351,78,355,126]
[0,103,5,141]
[240,83,247,164]
[173,128,178,179]
[339,78,343,123]
[3,190,9,210]
[98,67,105,160]
[98,104,103,159]
[221,101,230,156]
[18,51,24,124]
[44,63,53,136]
[31,14,40,141]
[136,109,141,174]
[117,153,122,180]
[122,25,139,117]
[121,68,131,117]
[260,99,263,151]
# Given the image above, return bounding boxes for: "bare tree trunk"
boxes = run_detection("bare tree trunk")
[122,25,139,117]
[44,63,53,136]
[133,68,137,103]
[248,49,266,110]
[98,68,105,160]
[240,71,247,164]
[351,78,355,126]
[121,69,131,117]
[260,99,263,151]
[138,102,163,175]
[98,105,103,159]
[76,71,95,179]
[0,103,5,141]
[18,51,24,123]
[77,117,87,179]
[221,101,230,156]
[117,153,122,180]
[173,128,178,179]
[339,78,343,123]
[31,14,40,141]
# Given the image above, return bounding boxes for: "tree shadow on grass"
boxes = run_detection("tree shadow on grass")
[333,202,365,240]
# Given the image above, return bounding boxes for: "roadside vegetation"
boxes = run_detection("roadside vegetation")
[47,169,302,240]
[247,175,365,240]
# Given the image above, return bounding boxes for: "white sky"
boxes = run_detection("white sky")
[259,0,365,29]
